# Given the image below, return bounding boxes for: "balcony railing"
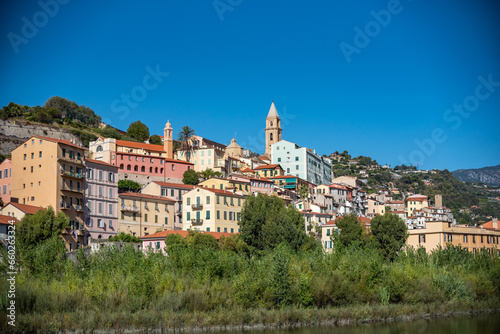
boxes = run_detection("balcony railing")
[191,204,203,210]
[121,205,139,212]
[75,205,83,212]
[61,184,83,193]
[191,218,203,226]
[58,155,83,164]
[60,170,84,179]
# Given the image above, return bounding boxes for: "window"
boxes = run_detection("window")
[224,211,227,220]
[109,188,113,198]
[155,215,158,223]
[145,214,148,222]
[216,196,220,204]
[463,234,468,243]
[206,210,210,219]
[217,227,220,232]
[171,164,175,171]
[186,197,191,205]
[238,198,241,206]
[419,234,426,243]
[217,210,220,219]
[230,228,234,233]
[206,196,210,204]
[23,154,26,160]
[133,212,136,221]
[187,212,191,220]
[99,187,103,198]
[96,145,103,152]
[39,151,42,157]
[98,202,102,214]
[109,204,113,215]
[224,227,227,233]
[295,156,299,161]
[326,229,331,236]
[278,158,281,162]
[473,235,476,244]
[164,217,168,225]
[109,220,113,229]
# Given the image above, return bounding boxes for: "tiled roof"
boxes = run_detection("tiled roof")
[481,220,499,231]
[301,211,332,217]
[85,158,118,168]
[118,192,176,202]
[323,220,337,226]
[163,158,194,165]
[389,201,405,204]
[153,182,195,189]
[7,202,43,215]
[33,135,83,150]
[140,230,236,240]
[0,214,18,225]
[254,164,281,170]
[116,139,165,152]
[193,186,245,198]
[241,168,255,173]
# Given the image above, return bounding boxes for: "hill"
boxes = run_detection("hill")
[452,164,500,186]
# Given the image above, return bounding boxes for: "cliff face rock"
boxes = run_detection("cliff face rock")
[452,165,500,186]
[0,120,82,155]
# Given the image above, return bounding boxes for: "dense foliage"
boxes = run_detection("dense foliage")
[127,120,150,142]
[117,180,142,192]
[149,134,162,145]
[182,169,199,185]
[108,232,141,243]
[334,214,367,249]
[370,212,408,261]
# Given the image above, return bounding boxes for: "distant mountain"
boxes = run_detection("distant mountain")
[452,164,500,186]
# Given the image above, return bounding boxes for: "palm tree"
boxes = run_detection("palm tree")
[177,126,196,161]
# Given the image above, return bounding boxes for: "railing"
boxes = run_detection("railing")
[191,204,203,210]
[61,184,83,192]
[191,219,203,226]
[60,170,84,178]
[58,155,83,164]
[121,205,140,212]
[75,205,83,211]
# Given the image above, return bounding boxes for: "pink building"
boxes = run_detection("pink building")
[229,174,274,195]
[0,159,11,206]
[84,159,119,242]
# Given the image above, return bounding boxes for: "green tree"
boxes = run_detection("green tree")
[149,134,162,145]
[370,211,408,261]
[199,168,222,179]
[298,185,309,200]
[182,169,199,185]
[334,214,367,249]
[127,120,150,142]
[240,193,307,251]
[108,232,141,243]
[118,180,142,192]
[177,126,196,161]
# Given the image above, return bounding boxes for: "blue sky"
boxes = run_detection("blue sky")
[1,0,499,171]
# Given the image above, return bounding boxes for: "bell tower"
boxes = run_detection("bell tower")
[265,101,282,158]
[164,120,173,159]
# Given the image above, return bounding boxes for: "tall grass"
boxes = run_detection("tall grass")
[1,242,499,332]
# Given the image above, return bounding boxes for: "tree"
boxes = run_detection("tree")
[239,193,309,251]
[182,169,199,185]
[298,185,309,200]
[334,214,367,249]
[177,126,196,161]
[199,168,221,180]
[118,180,142,192]
[370,211,408,261]
[149,134,162,145]
[127,120,150,142]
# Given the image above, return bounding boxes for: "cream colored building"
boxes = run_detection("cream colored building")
[118,192,175,237]
[176,135,227,173]
[406,194,429,216]
[11,136,86,250]
[182,187,245,233]
[407,219,500,255]
[198,177,251,195]
[367,198,386,216]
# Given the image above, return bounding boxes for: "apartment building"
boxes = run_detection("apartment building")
[176,135,227,173]
[84,159,119,241]
[141,181,195,229]
[254,164,284,178]
[11,136,85,250]
[0,158,11,205]
[406,194,429,216]
[118,192,175,237]
[198,177,251,195]
[182,187,245,233]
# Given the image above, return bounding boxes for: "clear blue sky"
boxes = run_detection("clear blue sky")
[1,0,499,171]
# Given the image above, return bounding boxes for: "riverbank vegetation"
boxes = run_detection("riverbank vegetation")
[1,198,499,332]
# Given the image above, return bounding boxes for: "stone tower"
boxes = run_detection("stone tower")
[265,101,282,158]
[164,120,173,159]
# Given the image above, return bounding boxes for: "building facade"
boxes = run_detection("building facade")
[84,159,119,241]
[0,158,11,205]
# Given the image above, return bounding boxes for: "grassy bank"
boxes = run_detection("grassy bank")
[1,237,499,332]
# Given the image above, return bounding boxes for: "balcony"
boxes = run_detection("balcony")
[121,205,139,212]
[191,218,203,226]
[191,204,203,210]
[60,203,72,210]
[75,205,84,212]
[176,208,182,215]
[58,155,83,164]
[61,184,83,193]
[60,170,84,179]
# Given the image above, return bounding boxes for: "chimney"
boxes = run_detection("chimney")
[435,194,442,208]
[493,218,498,230]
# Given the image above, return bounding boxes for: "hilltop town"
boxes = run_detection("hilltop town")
[0,100,499,254]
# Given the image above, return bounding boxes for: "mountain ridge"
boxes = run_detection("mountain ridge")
[452,164,500,186]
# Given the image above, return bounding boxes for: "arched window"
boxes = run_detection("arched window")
[270,121,273,127]
[134,165,138,171]
[270,133,273,141]
[141,166,145,172]
[149,167,153,173]
[160,168,164,174]
[155,167,158,173]
[98,234,102,239]
[127,165,131,171]
[96,145,103,152]
[119,164,124,170]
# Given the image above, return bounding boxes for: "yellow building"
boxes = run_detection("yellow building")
[182,187,245,233]
[118,192,175,237]
[254,164,284,178]
[11,136,86,250]
[367,198,386,216]
[406,194,429,216]
[407,219,500,255]
[198,177,251,195]
[176,135,227,173]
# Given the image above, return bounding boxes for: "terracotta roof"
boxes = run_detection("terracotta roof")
[163,158,194,165]
[6,202,43,215]
[140,229,236,240]
[153,182,195,189]
[116,139,165,152]
[118,192,176,202]
[389,201,405,204]
[0,214,18,225]
[33,135,83,150]
[254,164,281,170]
[301,211,332,217]
[116,152,193,164]
[258,155,270,160]
[241,168,255,173]
[85,158,118,168]
[329,184,347,190]
[249,177,272,182]
[481,220,499,231]
[393,210,406,213]
[323,220,337,226]
[193,186,245,198]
